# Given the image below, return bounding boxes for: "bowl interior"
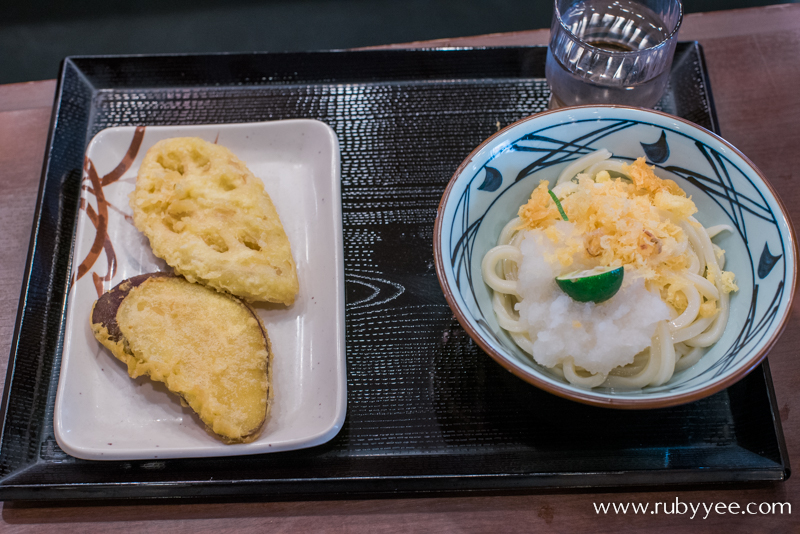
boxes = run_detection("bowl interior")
[436,106,795,407]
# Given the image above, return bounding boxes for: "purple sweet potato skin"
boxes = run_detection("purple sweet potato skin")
[91,272,172,342]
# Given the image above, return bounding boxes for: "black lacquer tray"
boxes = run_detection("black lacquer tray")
[0,43,789,501]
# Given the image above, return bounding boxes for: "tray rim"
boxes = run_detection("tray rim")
[0,43,790,501]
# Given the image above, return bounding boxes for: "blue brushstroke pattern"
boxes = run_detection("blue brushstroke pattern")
[758,242,782,279]
[641,130,670,163]
[477,166,502,192]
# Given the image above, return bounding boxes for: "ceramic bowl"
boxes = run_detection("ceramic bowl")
[434,105,796,409]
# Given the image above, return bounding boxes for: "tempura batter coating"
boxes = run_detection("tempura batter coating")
[91,273,272,443]
[131,137,299,305]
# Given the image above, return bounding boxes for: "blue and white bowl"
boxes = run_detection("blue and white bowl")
[434,106,797,408]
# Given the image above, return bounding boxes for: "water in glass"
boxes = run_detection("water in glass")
[546,0,680,108]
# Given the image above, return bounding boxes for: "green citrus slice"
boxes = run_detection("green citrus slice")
[555,266,624,303]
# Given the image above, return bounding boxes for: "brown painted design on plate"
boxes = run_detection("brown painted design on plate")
[74,127,146,296]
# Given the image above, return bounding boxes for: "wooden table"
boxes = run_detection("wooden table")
[1,4,799,531]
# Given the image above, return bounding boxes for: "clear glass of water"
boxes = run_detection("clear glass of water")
[545,0,683,108]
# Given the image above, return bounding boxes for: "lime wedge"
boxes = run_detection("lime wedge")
[555,266,624,303]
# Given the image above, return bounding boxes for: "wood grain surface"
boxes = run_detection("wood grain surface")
[1,4,799,532]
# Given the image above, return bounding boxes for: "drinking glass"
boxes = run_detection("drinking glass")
[545,0,683,108]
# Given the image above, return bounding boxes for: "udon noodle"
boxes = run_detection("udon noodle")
[481,150,738,389]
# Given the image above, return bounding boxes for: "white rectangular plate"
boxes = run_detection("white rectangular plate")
[54,120,346,460]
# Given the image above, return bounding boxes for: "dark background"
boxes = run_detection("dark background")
[1,0,797,85]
